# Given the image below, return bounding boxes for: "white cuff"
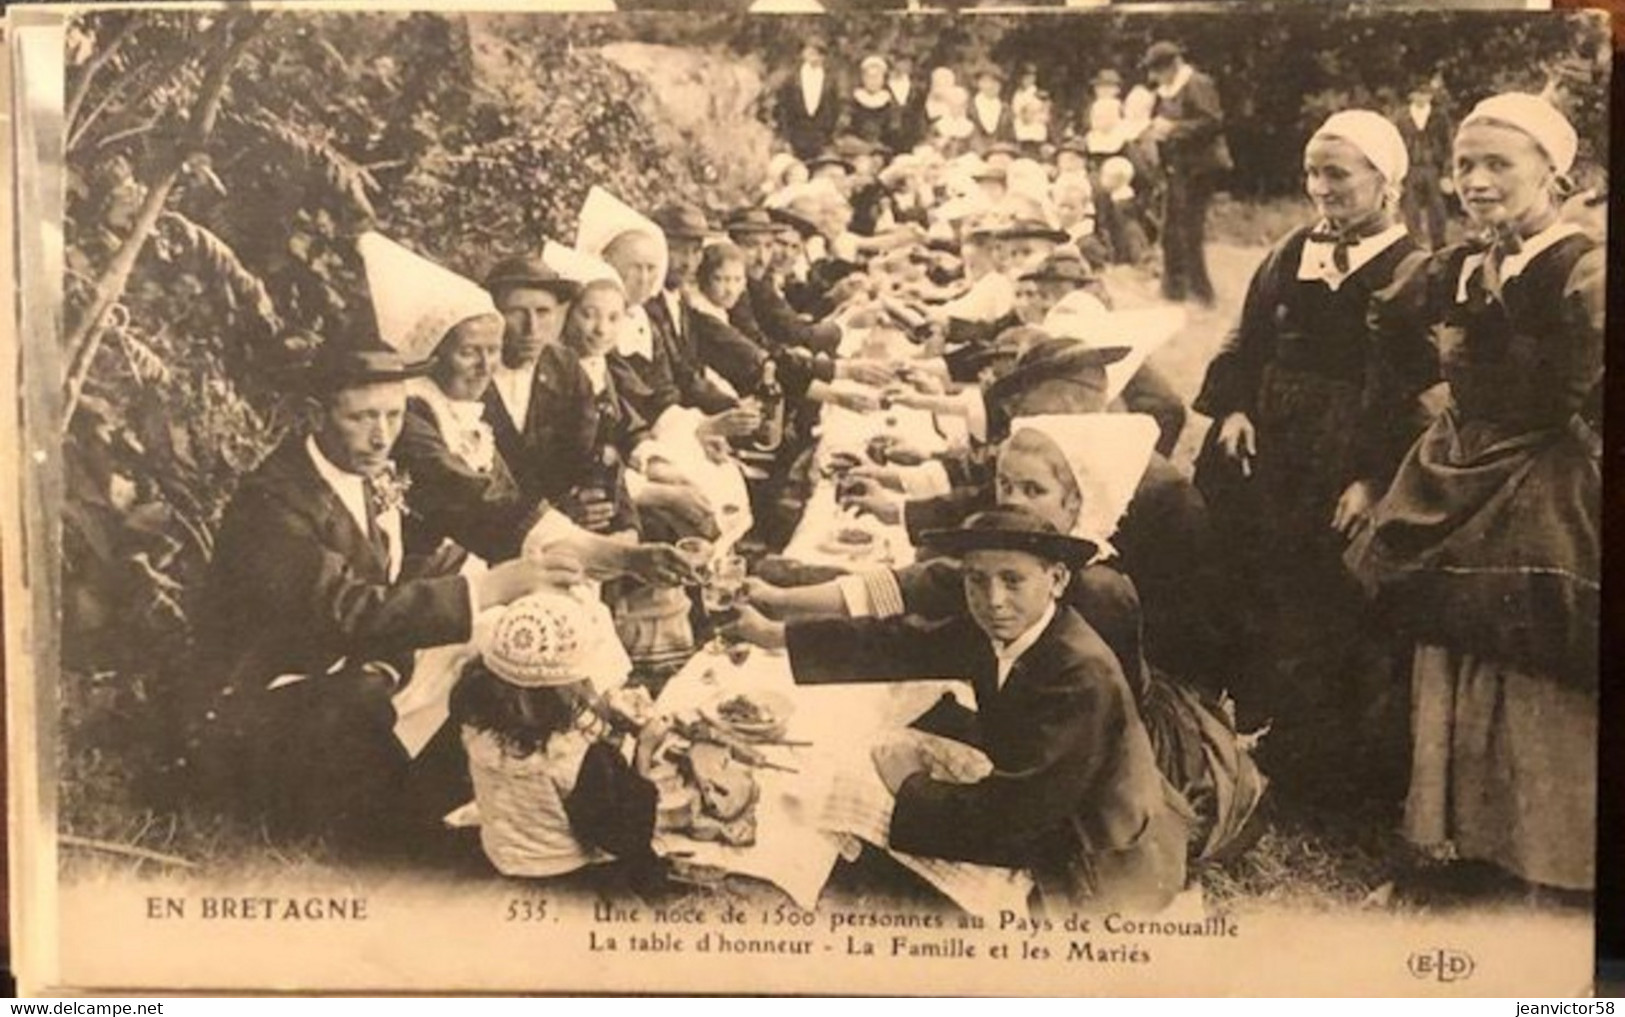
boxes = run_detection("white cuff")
[965,392,988,445]
[899,461,952,500]
[624,469,649,500]
[836,575,875,618]
[521,508,588,557]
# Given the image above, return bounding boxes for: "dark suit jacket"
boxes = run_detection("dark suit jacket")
[488,343,641,535]
[197,436,473,712]
[630,295,737,418]
[394,395,550,564]
[887,81,929,154]
[785,606,1183,909]
[733,276,842,356]
[1395,106,1452,175]
[777,67,843,160]
[968,99,1016,152]
[1152,69,1233,178]
[689,305,770,396]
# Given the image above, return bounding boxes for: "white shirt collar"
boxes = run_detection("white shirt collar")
[492,362,536,432]
[1156,63,1194,100]
[991,600,1057,690]
[1408,103,1431,130]
[800,64,825,112]
[1456,220,1585,302]
[305,434,401,581]
[617,303,655,360]
[688,290,728,321]
[580,354,610,395]
[1297,221,1410,291]
[973,94,1003,131]
[889,78,912,104]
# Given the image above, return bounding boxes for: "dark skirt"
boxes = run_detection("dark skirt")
[1346,412,1600,685]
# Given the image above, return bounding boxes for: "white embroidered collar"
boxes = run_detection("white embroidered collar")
[1456,220,1585,302]
[407,377,496,474]
[853,87,892,109]
[1296,221,1409,291]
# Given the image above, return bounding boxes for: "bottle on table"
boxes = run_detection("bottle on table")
[752,359,785,453]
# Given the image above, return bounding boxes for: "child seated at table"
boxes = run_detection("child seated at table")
[452,589,670,888]
[729,507,1191,915]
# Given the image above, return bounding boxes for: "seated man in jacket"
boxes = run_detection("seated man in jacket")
[190,337,644,851]
[729,507,1189,914]
[725,206,844,356]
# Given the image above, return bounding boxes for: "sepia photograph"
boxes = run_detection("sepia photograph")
[3,2,1609,995]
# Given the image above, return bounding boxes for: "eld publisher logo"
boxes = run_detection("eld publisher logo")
[1408,948,1476,983]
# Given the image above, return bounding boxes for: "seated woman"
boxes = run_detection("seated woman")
[360,231,693,583]
[749,415,1265,862]
[731,507,1190,915]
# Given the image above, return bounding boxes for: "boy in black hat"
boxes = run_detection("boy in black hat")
[729,507,1188,914]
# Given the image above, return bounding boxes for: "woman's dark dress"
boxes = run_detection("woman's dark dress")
[1345,228,1602,889]
[1192,225,1423,802]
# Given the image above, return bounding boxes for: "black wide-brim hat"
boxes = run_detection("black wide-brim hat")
[725,206,784,236]
[484,254,582,300]
[984,337,1131,411]
[1141,41,1183,71]
[1001,219,1069,244]
[768,206,822,239]
[920,506,1096,569]
[807,151,856,174]
[303,335,434,394]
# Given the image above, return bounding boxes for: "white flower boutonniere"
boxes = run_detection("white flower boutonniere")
[368,463,413,517]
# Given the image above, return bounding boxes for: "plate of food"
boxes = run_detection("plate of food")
[699,690,794,742]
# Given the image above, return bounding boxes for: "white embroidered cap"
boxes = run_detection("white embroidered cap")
[574,185,669,297]
[482,590,590,689]
[1461,92,1578,176]
[358,232,501,363]
[1311,109,1409,186]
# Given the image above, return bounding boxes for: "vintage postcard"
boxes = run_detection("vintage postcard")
[5,1,1607,995]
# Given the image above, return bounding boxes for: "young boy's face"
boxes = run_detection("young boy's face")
[961,548,1067,643]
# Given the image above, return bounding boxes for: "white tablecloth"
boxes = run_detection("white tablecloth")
[653,647,1034,916]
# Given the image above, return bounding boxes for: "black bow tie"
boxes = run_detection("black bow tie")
[1307,219,1390,273]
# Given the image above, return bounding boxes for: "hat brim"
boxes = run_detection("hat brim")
[808,157,856,173]
[985,344,1132,405]
[768,207,822,238]
[306,353,435,393]
[726,220,784,236]
[484,274,582,299]
[919,527,1096,568]
[1005,226,1070,244]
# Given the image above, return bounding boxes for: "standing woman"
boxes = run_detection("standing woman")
[1348,94,1602,896]
[1192,111,1421,804]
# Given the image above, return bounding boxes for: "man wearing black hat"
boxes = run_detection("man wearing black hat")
[192,336,601,849]
[1143,41,1231,307]
[730,507,1187,913]
[777,39,843,162]
[969,65,1015,155]
[483,255,580,487]
[1393,80,1453,250]
[725,207,844,356]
